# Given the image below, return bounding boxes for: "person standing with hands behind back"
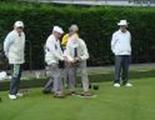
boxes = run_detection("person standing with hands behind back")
[111,20,133,88]
[4,21,25,100]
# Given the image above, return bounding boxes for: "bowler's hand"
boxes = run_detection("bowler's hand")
[73,57,80,63]
[63,56,68,62]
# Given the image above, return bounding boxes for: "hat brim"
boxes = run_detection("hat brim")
[16,26,24,28]
[54,31,64,34]
[117,23,129,26]
[15,25,24,28]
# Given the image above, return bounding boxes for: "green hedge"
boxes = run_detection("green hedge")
[0,2,155,69]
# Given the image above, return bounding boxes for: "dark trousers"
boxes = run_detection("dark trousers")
[10,64,22,95]
[114,55,131,84]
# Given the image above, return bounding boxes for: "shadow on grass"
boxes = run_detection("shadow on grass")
[0,70,155,91]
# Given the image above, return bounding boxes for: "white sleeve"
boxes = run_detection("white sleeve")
[111,33,117,54]
[129,32,132,42]
[3,32,14,55]
[79,40,89,61]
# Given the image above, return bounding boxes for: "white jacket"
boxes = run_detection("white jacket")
[45,34,64,65]
[66,38,89,62]
[111,30,132,55]
[4,30,25,64]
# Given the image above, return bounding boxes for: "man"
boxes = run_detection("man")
[111,20,133,88]
[43,26,65,98]
[65,35,92,96]
[4,21,25,100]
[61,24,79,88]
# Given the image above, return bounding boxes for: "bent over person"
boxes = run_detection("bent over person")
[4,21,25,100]
[43,26,65,98]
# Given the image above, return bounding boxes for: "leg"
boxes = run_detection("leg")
[63,62,70,88]
[43,78,53,92]
[79,61,89,92]
[114,56,123,84]
[43,66,53,92]
[67,63,77,92]
[10,64,22,95]
[50,64,63,94]
[122,56,131,85]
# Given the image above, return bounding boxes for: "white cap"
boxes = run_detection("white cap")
[117,20,129,26]
[53,26,64,34]
[14,21,24,28]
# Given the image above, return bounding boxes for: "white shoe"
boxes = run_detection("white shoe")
[125,83,133,87]
[16,93,24,97]
[8,94,17,100]
[113,83,121,88]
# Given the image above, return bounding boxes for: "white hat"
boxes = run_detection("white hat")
[14,21,24,28]
[117,20,129,26]
[53,26,64,34]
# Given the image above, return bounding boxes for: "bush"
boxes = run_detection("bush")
[0,2,155,69]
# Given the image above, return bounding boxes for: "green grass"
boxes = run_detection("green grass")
[0,77,155,120]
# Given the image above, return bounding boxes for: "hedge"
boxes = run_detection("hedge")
[0,2,155,69]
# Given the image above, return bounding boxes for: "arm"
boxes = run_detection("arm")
[129,32,132,53]
[79,40,89,61]
[129,32,132,43]
[3,33,14,57]
[111,33,117,54]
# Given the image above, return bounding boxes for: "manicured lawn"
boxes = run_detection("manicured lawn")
[0,77,155,120]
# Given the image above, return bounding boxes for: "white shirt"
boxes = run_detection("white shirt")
[45,34,64,65]
[4,30,25,64]
[66,38,89,62]
[111,29,132,55]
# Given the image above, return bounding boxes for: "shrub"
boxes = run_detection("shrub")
[0,2,154,69]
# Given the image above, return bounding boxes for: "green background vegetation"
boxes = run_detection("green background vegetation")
[0,1,155,69]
